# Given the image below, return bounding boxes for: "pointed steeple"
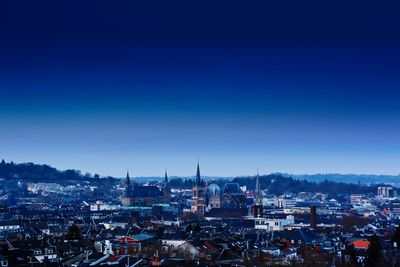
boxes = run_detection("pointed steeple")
[196,162,201,186]
[255,169,261,205]
[163,169,169,189]
[125,170,130,186]
[125,170,131,196]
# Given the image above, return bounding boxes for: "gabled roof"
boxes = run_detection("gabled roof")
[206,208,247,218]
[223,183,242,194]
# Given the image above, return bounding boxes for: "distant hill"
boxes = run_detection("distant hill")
[231,174,386,197]
[0,159,102,183]
[138,173,400,188]
[289,173,400,186]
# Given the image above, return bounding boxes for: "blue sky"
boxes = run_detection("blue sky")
[1,1,400,177]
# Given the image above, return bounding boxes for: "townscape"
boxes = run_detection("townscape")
[3,0,400,266]
[1,160,400,266]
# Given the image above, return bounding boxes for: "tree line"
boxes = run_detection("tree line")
[0,159,100,182]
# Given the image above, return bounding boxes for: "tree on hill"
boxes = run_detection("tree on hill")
[365,234,385,267]
[392,226,400,246]
[341,214,366,232]
[348,244,360,267]
[65,224,82,240]
[232,174,378,197]
[0,160,96,182]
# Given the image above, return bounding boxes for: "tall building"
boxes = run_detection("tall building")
[125,171,132,195]
[350,194,363,205]
[121,171,133,206]
[162,170,171,202]
[392,200,400,218]
[121,170,168,207]
[310,206,317,229]
[191,163,206,216]
[378,186,393,197]
[252,171,263,217]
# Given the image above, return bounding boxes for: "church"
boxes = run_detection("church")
[191,163,206,215]
[121,171,171,207]
[191,163,247,216]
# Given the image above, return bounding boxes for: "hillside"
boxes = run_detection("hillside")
[231,175,384,197]
[0,159,100,183]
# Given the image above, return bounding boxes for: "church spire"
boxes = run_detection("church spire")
[255,169,261,205]
[163,169,169,189]
[125,170,130,186]
[196,162,201,186]
[125,170,132,196]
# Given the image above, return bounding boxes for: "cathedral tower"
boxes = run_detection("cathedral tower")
[162,169,171,202]
[122,171,134,206]
[191,162,206,216]
[252,170,263,217]
[125,171,131,196]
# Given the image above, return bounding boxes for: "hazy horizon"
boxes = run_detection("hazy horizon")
[2,159,400,179]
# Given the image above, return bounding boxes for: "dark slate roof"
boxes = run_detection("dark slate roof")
[296,201,323,207]
[273,229,321,244]
[0,220,20,226]
[206,208,248,218]
[131,185,163,198]
[222,183,242,194]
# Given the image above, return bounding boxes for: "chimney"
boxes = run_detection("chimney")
[310,206,317,229]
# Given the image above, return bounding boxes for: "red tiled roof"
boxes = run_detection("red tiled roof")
[350,239,370,249]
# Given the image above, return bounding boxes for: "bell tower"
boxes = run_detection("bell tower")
[162,169,171,202]
[191,162,206,216]
[252,170,263,217]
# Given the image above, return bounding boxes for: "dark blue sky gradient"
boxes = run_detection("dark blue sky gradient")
[1,1,400,176]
